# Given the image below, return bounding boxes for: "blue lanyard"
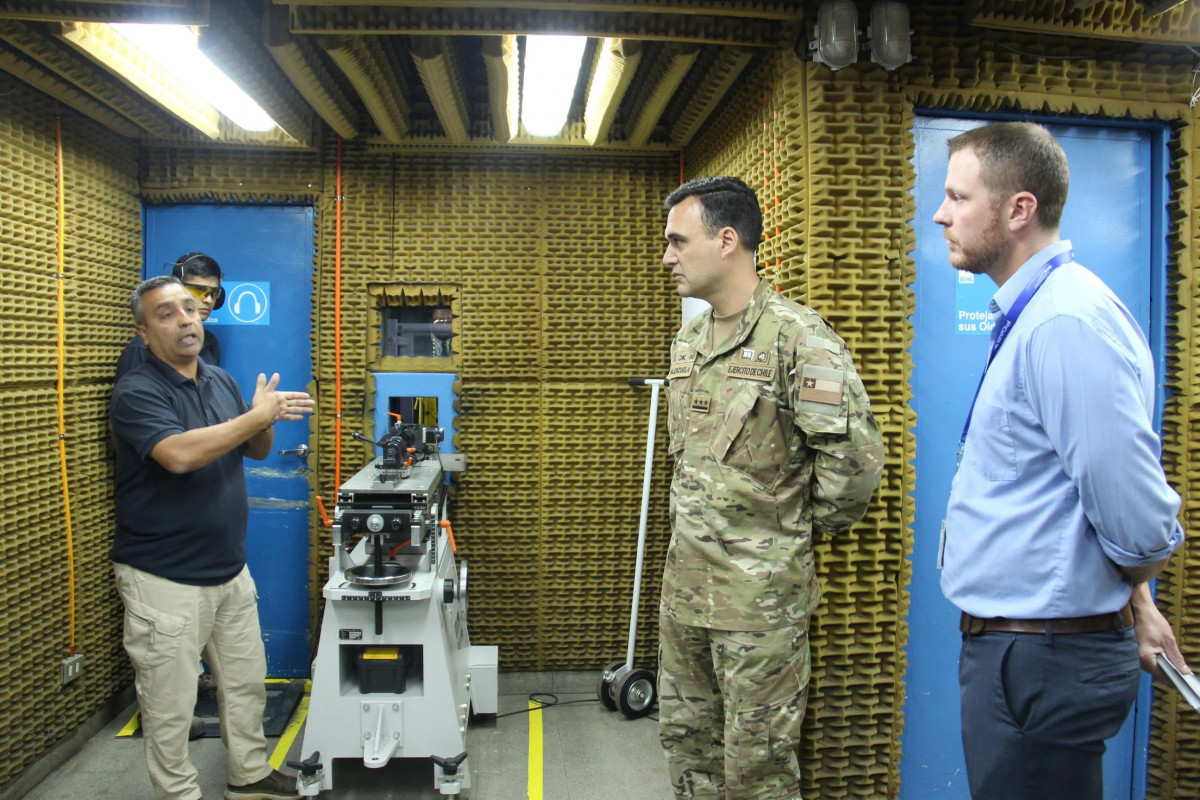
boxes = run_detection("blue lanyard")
[958,250,1074,459]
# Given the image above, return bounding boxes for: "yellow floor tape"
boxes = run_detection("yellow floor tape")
[270,681,311,769]
[527,698,544,800]
[116,711,140,738]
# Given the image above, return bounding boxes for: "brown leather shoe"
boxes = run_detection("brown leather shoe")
[223,769,299,800]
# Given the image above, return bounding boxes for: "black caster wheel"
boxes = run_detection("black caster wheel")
[598,660,624,711]
[616,667,656,719]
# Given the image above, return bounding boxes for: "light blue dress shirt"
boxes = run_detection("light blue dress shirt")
[942,240,1184,618]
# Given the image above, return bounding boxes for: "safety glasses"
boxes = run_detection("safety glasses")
[183,282,226,309]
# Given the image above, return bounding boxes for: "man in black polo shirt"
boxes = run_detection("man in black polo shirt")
[113,252,225,743]
[110,275,313,800]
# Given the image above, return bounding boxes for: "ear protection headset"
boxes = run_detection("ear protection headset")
[170,252,226,310]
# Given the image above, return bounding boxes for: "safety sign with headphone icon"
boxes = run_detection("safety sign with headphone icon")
[207,282,270,325]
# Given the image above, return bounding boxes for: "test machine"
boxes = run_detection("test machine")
[293,419,497,796]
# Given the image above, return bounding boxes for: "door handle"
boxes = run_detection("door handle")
[279,443,310,459]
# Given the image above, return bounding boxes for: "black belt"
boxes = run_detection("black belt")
[959,604,1133,635]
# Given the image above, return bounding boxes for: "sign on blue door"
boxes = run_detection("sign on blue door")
[953,271,995,336]
[208,282,271,325]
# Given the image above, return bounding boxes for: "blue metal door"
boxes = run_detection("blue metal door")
[144,204,315,677]
[902,117,1167,799]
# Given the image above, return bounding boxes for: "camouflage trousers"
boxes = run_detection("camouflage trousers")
[658,604,811,800]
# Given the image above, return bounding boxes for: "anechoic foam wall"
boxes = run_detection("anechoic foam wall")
[1160,103,1200,800]
[0,74,142,789]
[682,2,1200,796]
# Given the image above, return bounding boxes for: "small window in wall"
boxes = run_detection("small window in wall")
[368,283,460,372]
[382,306,455,358]
[388,396,439,429]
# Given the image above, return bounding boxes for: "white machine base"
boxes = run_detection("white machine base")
[298,541,498,795]
[296,458,497,796]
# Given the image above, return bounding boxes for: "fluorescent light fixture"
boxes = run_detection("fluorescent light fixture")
[521,35,587,137]
[1137,0,1189,14]
[112,24,277,132]
[810,0,859,71]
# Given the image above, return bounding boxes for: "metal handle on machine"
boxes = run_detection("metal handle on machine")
[287,751,323,777]
[351,431,386,448]
[279,443,311,458]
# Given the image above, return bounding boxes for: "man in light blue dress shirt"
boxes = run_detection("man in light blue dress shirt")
[934,122,1190,800]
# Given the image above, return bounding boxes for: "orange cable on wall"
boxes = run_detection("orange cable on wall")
[334,135,344,490]
[772,98,781,277]
[54,105,78,658]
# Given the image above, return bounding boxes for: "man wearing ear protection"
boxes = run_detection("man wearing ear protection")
[116,252,225,380]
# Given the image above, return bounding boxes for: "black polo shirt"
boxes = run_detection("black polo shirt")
[110,351,251,585]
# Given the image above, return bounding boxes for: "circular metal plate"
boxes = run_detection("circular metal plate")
[346,561,412,586]
[458,560,469,616]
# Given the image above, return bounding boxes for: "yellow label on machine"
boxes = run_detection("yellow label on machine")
[362,647,400,660]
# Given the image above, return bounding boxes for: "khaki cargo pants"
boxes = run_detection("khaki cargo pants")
[114,563,272,800]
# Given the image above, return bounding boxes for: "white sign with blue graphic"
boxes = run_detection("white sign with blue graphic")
[953,271,994,336]
[207,282,270,326]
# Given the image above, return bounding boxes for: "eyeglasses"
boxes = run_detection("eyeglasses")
[183,283,221,303]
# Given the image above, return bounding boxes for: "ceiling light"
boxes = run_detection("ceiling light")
[112,24,277,132]
[1136,0,1189,14]
[810,0,860,71]
[521,35,587,137]
[868,1,912,71]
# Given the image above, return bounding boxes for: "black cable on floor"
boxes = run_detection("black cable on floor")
[494,692,601,718]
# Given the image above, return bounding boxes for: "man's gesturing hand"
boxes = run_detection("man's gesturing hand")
[253,372,315,425]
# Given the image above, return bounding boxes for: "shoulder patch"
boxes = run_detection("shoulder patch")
[799,363,843,405]
[805,334,842,355]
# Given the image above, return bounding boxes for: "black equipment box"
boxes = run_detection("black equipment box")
[357,647,408,694]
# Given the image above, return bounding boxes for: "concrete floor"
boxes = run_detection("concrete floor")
[16,672,673,800]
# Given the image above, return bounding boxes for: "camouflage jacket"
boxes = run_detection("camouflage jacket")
[662,279,884,630]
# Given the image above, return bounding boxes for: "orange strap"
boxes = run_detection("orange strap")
[315,495,333,528]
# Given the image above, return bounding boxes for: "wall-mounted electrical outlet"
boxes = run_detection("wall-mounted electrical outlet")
[61,654,84,684]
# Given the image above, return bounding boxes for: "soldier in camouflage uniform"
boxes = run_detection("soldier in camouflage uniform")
[657,177,884,800]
